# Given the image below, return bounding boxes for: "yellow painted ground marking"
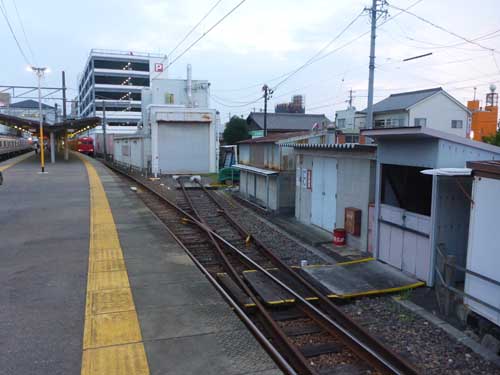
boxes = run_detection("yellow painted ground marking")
[0,152,34,172]
[87,271,130,291]
[77,154,149,375]
[90,259,126,273]
[87,289,135,315]
[83,310,143,349]
[81,343,149,375]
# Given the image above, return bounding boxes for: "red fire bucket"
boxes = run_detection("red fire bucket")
[333,228,346,246]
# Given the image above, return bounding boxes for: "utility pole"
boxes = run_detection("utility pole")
[348,89,354,109]
[365,0,387,129]
[262,84,273,137]
[30,66,48,173]
[62,71,69,161]
[102,100,107,160]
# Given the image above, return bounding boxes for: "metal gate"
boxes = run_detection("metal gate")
[378,204,432,283]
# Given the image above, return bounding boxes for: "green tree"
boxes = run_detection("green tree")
[223,116,250,145]
[483,131,500,146]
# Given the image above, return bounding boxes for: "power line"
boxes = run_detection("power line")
[209,93,263,108]
[11,0,35,63]
[152,0,248,80]
[0,0,30,65]
[271,9,365,91]
[168,0,224,58]
[388,3,500,54]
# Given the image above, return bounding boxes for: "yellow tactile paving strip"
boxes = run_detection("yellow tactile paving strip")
[78,155,150,375]
[0,152,33,172]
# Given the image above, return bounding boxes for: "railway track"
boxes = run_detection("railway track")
[105,162,420,375]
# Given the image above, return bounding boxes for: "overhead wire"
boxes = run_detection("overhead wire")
[152,0,248,80]
[387,3,500,54]
[271,9,365,91]
[11,0,35,64]
[0,0,30,65]
[168,0,224,58]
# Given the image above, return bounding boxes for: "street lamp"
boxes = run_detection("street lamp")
[28,66,49,173]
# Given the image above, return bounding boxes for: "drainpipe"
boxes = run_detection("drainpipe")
[187,64,192,107]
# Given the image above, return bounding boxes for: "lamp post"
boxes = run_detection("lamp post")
[29,66,48,173]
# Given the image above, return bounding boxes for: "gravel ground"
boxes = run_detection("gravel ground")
[174,187,500,374]
[340,296,500,375]
[211,190,332,266]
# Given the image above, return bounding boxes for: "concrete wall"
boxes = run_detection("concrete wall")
[295,150,376,251]
[149,79,210,108]
[409,92,469,137]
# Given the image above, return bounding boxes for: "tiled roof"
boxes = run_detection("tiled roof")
[247,112,331,131]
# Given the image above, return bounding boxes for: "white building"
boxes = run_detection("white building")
[113,65,218,175]
[361,87,471,138]
[335,107,366,132]
[77,49,168,135]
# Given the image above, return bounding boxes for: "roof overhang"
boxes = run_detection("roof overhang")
[233,164,279,176]
[420,168,472,176]
[362,126,500,154]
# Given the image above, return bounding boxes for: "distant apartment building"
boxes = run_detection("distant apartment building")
[468,84,499,141]
[77,49,168,135]
[275,95,305,114]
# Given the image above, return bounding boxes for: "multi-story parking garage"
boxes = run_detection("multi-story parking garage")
[77,49,168,136]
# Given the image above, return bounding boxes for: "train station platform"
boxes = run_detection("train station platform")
[0,153,280,375]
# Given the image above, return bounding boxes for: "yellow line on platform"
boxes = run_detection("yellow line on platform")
[0,152,33,172]
[78,154,150,375]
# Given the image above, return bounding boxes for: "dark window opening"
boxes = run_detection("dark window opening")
[94,75,149,86]
[96,106,141,112]
[107,121,138,127]
[95,91,141,101]
[93,59,149,72]
[381,164,432,216]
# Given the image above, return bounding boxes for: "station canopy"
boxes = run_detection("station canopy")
[0,113,100,137]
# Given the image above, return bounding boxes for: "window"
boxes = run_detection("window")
[375,119,386,128]
[451,120,463,129]
[345,135,359,143]
[414,118,427,127]
[337,118,346,129]
[381,164,432,216]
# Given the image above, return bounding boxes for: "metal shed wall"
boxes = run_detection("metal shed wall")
[295,150,375,251]
[465,176,500,326]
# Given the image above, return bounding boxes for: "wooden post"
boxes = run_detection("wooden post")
[444,255,456,317]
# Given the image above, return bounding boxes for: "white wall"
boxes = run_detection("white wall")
[465,176,500,326]
[409,92,469,137]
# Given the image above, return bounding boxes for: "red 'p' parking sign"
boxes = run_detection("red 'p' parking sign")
[154,63,164,72]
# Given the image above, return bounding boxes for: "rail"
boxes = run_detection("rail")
[105,161,420,375]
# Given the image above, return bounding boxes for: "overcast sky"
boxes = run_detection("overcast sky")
[1,0,500,122]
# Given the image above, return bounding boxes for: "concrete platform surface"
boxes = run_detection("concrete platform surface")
[0,153,89,375]
[301,258,425,298]
[0,153,281,375]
